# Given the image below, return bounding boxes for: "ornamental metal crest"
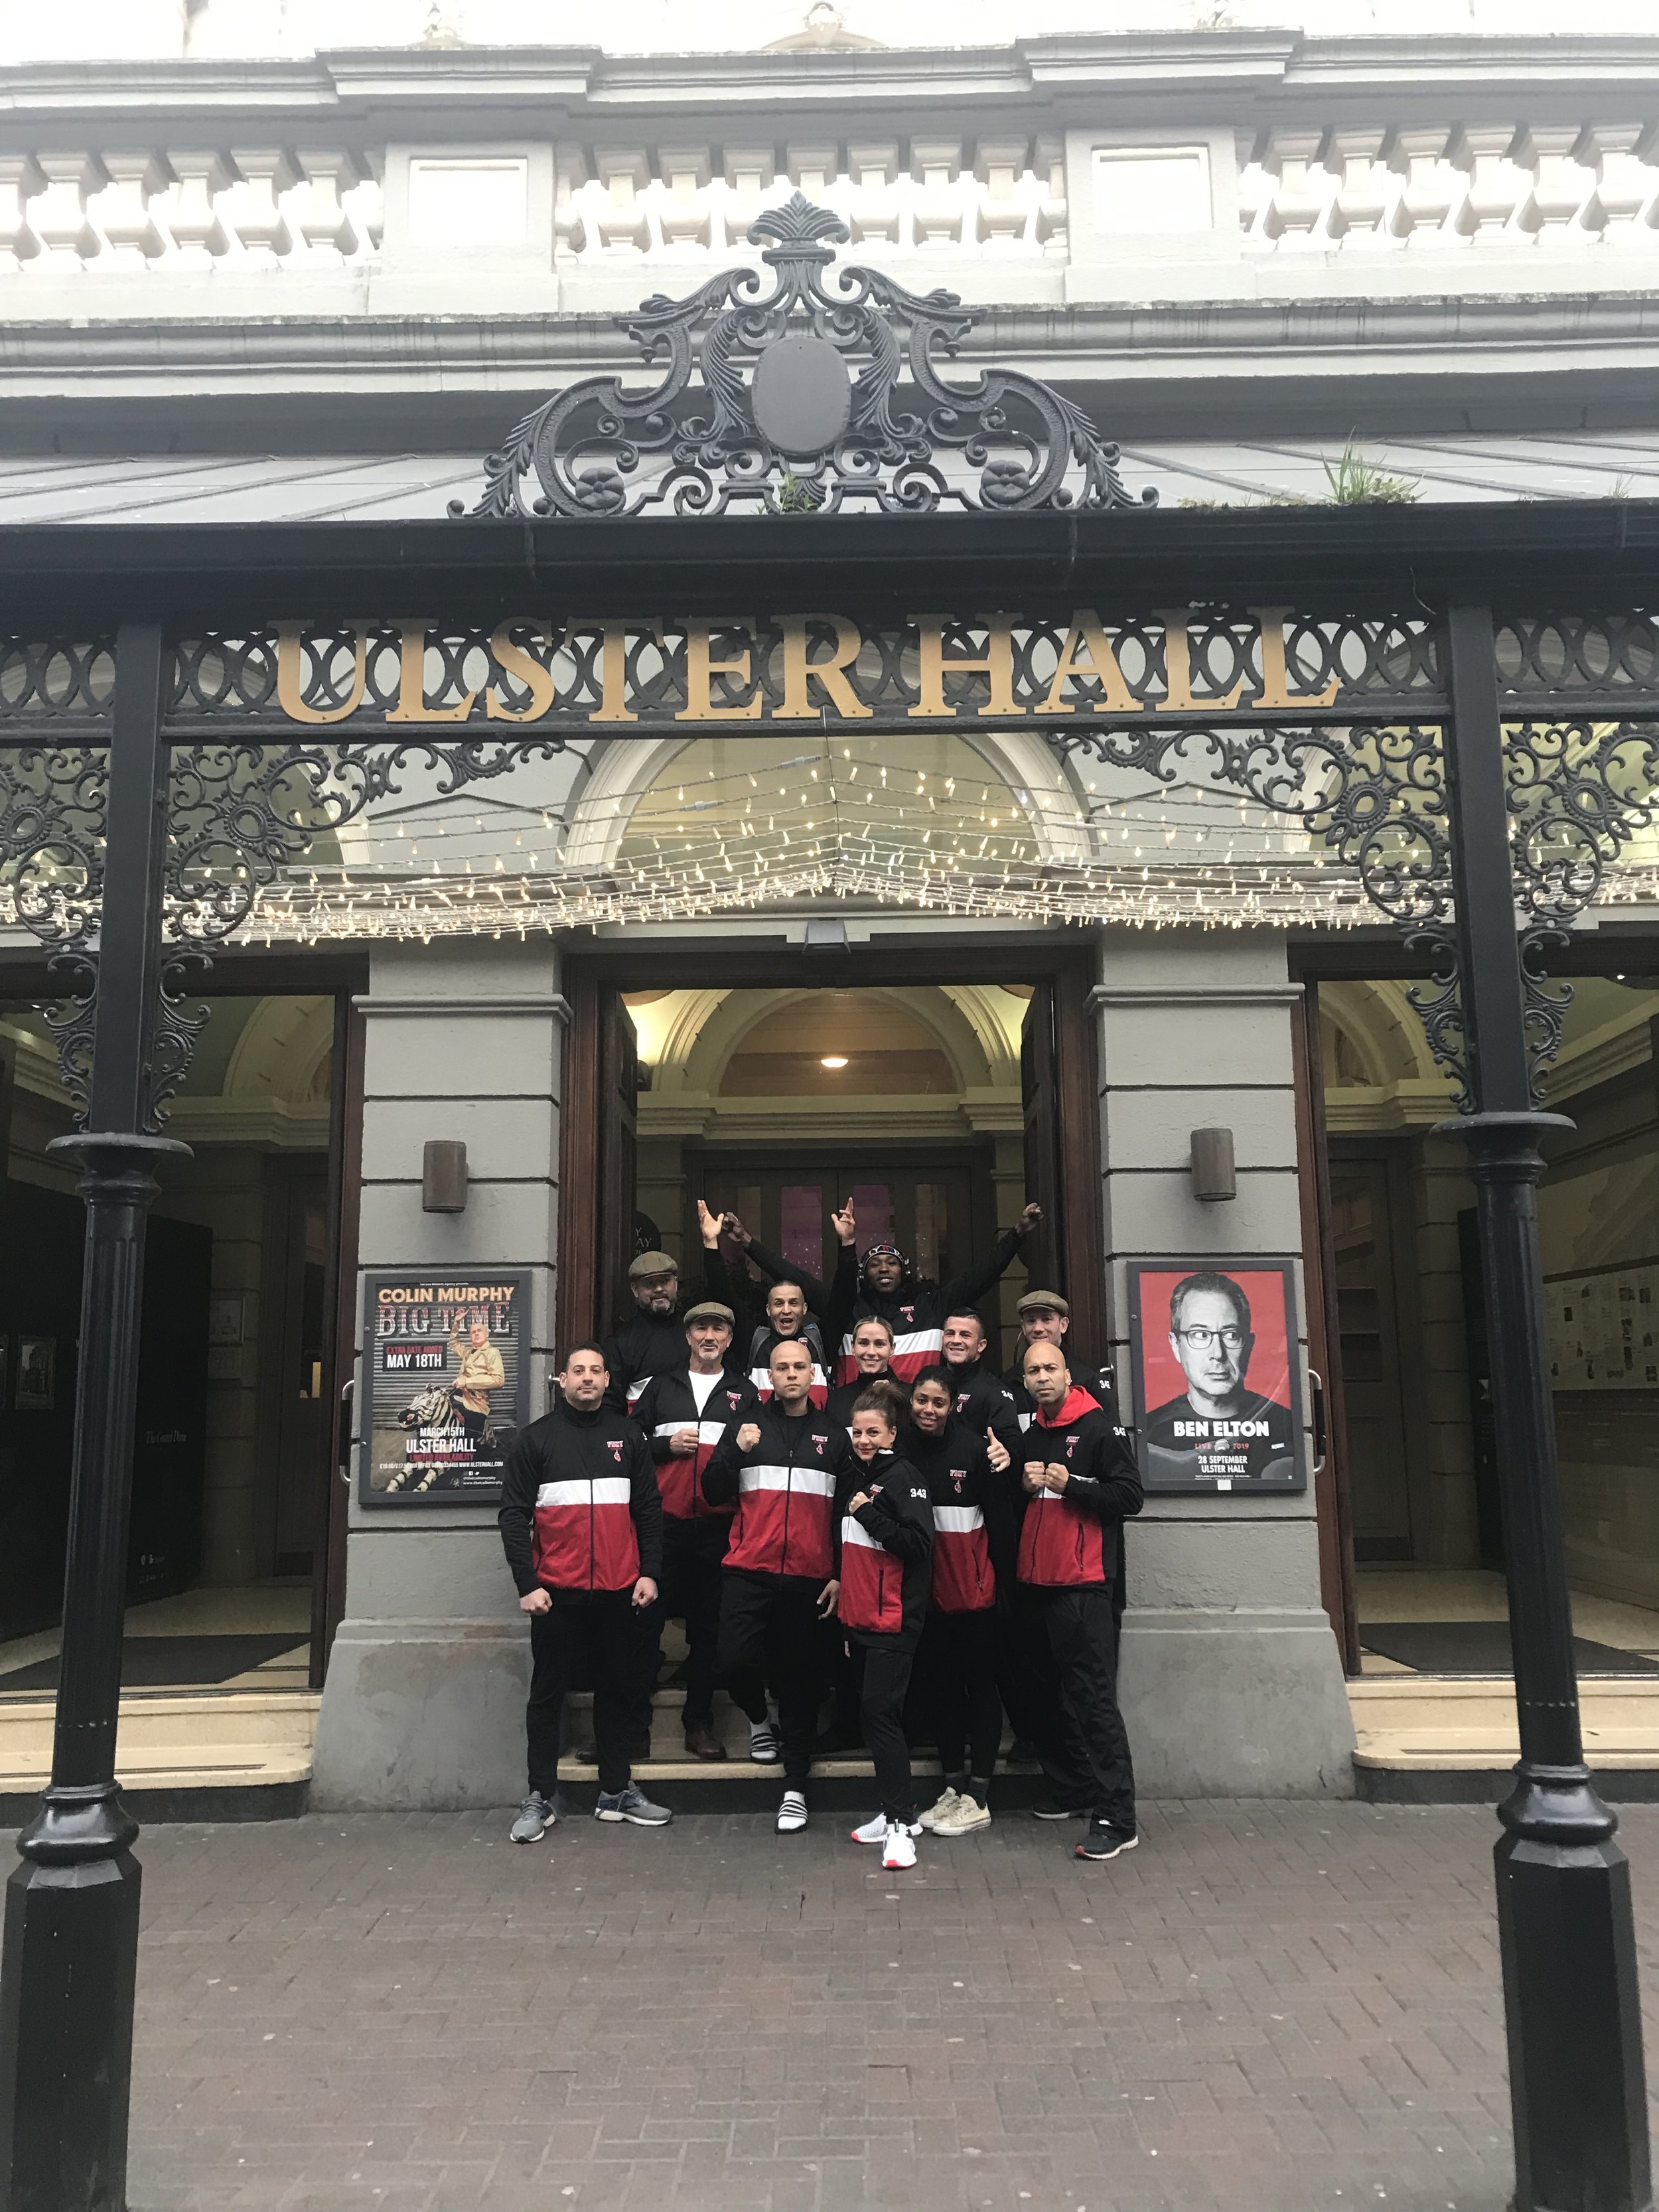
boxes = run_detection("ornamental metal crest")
[455,192,1153,520]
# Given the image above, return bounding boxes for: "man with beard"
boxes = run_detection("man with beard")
[498,1342,672,1840]
[698,1199,833,1405]
[719,1197,1042,1386]
[603,1251,695,1412]
[1143,1272,1297,1488]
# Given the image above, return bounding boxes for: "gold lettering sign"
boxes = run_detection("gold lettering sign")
[256,610,1358,731]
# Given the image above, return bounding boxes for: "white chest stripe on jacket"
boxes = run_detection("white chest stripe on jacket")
[739,1464,835,1498]
[653,1420,728,1447]
[841,1518,884,1550]
[537,1477,632,1508]
[932,1505,984,1533]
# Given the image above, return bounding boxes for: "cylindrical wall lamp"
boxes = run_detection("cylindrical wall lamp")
[1189,1127,1237,1203]
[422,1139,469,1213]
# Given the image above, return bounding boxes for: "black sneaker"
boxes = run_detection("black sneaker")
[1074,1820,1139,1862]
[1031,1793,1091,1820]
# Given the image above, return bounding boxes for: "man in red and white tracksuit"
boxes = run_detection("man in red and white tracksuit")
[497,1341,669,1834]
[701,1337,852,1832]
[632,1300,761,1760]
[1015,1337,1143,1863]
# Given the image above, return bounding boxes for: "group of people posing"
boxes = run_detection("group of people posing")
[497,1197,1143,1870]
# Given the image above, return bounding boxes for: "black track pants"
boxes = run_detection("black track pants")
[527,1591,642,1798]
[716,1570,825,1787]
[637,1515,731,1733]
[917,1609,1003,1786]
[851,1635,919,1824]
[1031,1583,1135,1830]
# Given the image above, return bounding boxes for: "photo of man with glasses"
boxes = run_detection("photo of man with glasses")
[1139,1270,1299,1489]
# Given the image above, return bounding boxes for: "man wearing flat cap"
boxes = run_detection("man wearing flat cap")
[603,1248,695,1414]
[631,1300,770,1760]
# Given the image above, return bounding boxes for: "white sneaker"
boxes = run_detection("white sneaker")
[850,1812,887,1846]
[749,1718,782,1763]
[936,1793,991,1836]
[881,1819,918,1870]
[918,1788,960,1833]
[776,1789,809,1834]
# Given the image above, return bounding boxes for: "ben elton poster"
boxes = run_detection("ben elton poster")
[360,1272,531,1505]
[1127,1259,1306,1495]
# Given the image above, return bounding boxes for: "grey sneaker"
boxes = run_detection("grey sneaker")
[510,1791,557,1843]
[595,1783,673,1827]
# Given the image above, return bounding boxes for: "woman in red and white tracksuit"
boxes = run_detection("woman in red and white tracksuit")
[904,1367,1015,1836]
[835,1392,933,1868]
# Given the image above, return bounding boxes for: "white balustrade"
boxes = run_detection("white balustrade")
[1241,122,1659,253]
[0,119,1652,283]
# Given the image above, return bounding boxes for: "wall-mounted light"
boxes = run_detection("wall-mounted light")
[820,1055,849,1069]
[1189,1127,1237,1203]
[423,1139,469,1213]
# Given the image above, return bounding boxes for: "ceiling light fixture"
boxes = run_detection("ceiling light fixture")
[820,1055,849,1069]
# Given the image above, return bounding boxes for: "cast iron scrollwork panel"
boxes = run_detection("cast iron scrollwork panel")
[455,193,1152,518]
[1054,713,1471,1106]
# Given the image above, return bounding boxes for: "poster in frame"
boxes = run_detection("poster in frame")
[1126,1257,1307,1495]
[14,1335,56,1412]
[358,1271,532,1506]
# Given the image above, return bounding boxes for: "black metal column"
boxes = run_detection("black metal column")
[0,625,188,2212]
[1439,601,1651,2212]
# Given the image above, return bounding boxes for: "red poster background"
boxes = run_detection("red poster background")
[1135,1267,1294,1416]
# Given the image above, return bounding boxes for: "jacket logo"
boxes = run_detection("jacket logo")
[607,1439,624,1461]
[1066,1437,1079,1459]
[727,1392,743,1408]
[956,1392,970,1412]
[812,1435,826,1455]
[951,1469,966,1491]
[901,1305,915,1321]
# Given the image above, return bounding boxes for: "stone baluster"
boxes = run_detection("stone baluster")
[553,152,589,259]
[0,156,42,273]
[910,135,964,250]
[1328,129,1392,244]
[1236,135,1271,244]
[1034,133,1067,256]
[594,149,652,255]
[786,143,836,198]
[29,152,98,270]
[723,145,778,250]
[1584,123,1656,248]
[162,151,232,265]
[1261,129,1331,248]
[350,158,384,252]
[90,152,170,269]
[291,150,363,259]
[1520,125,1593,244]
[847,140,901,245]
[1391,127,1457,246]
[224,147,296,265]
[974,136,1033,252]
[1456,125,1527,245]
[658,145,711,254]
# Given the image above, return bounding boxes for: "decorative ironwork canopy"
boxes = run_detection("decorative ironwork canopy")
[456,193,1152,520]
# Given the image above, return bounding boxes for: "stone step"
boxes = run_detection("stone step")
[0,1688,320,1800]
[1348,1675,1659,1801]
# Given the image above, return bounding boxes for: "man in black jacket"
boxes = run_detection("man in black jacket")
[697,1200,835,1402]
[940,1307,1024,1461]
[703,1337,852,1834]
[497,1341,671,1839]
[1002,1290,1120,1426]
[632,1302,761,1760]
[604,1248,727,1411]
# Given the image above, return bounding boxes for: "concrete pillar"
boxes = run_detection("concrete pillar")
[311,939,565,1809]
[1094,930,1356,1796]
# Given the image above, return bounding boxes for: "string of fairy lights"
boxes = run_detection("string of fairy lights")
[5,728,1659,945]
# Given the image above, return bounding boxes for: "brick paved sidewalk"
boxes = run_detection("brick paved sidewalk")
[106,1801,1659,2212]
